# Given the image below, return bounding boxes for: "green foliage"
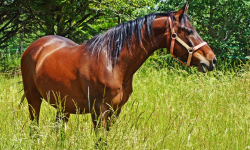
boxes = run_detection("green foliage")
[1,0,156,48]
[2,0,249,57]
[0,0,30,48]
[157,0,250,56]
[0,50,21,73]
[1,0,250,74]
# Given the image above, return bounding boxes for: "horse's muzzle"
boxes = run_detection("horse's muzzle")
[209,57,217,71]
[199,57,217,73]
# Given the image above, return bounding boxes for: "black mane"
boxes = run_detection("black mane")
[84,12,176,65]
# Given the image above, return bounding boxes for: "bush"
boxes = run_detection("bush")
[0,51,21,74]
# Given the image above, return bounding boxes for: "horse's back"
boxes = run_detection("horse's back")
[22,35,78,60]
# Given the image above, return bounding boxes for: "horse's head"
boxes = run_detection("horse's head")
[165,2,216,73]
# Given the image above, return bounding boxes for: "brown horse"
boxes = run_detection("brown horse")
[21,2,216,129]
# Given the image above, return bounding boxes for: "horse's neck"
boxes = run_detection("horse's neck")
[115,34,166,83]
[112,17,169,84]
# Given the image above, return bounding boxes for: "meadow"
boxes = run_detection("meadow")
[1,57,250,149]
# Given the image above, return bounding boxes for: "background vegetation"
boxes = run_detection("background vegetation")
[1,0,249,54]
[1,0,249,73]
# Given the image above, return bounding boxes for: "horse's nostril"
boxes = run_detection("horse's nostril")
[213,57,217,65]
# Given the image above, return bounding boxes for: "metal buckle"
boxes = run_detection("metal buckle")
[188,48,194,53]
[171,33,177,39]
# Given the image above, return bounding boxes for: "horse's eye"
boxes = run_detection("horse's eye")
[188,30,194,35]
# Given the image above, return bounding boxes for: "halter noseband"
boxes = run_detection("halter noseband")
[168,17,207,67]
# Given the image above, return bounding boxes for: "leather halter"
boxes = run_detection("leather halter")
[168,17,207,67]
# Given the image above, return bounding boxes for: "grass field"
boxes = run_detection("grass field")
[1,61,250,149]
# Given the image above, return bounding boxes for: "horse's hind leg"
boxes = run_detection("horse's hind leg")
[22,86,42,138]
[25,89,42,125]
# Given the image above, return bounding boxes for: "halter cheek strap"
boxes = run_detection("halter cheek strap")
[168,17,207,67]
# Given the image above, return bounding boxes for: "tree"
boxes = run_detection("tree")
[0,0,155,49]
[157,0,250,56]
[0,0,30,49]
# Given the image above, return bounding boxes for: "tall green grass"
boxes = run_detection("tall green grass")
[1,60,250,149]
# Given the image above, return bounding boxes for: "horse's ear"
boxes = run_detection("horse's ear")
[174,2,189,20]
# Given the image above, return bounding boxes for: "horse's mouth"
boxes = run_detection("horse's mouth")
[198,63,208,73]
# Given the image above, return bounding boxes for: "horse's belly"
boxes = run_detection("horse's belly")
[36,79,89,113]
[35,63,89,114]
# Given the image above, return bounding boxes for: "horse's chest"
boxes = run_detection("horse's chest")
[110,82,133,106]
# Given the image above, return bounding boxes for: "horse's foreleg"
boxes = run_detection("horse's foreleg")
[91,104,111,130]
[91,104,112,148]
